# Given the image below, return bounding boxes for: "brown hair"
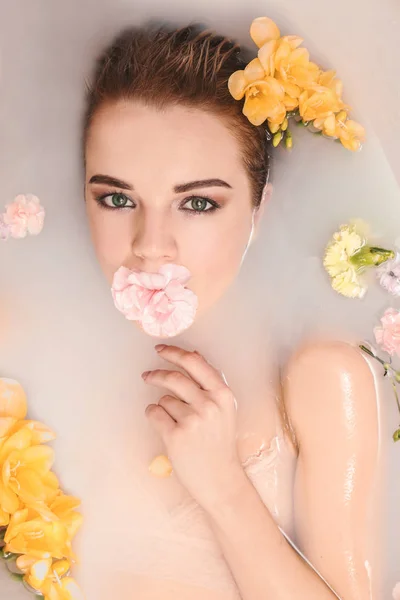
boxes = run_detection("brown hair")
[83,22,272,207]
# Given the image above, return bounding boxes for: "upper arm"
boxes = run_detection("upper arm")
[283,341,381,600]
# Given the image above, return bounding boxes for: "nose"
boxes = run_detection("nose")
[131,208,177,269]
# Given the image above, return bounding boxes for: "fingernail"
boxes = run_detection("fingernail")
[155,344,167,351]
[142,371,150,379]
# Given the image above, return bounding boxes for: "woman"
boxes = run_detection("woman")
[83,22,380,599]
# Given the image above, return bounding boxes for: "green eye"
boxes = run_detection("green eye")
[99,193,134,209]
[111,193,129,207]
[183,197,216,213]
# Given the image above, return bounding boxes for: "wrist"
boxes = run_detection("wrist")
[200,463,250,518]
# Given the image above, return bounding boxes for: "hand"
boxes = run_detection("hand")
[143,344,246,511]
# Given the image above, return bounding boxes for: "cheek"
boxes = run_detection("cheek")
[86,206,133,281]
[182,217,251,303]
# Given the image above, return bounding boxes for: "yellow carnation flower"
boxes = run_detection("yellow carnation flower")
[323,224,394,298]
[330,267,366,299]
[323,224,366,298]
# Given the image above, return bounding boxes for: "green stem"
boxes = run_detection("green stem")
[390,378,400,417]
[359,345,387,369]
[360,345,400,441]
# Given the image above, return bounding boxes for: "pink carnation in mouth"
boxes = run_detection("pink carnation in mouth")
[111,263,198,338]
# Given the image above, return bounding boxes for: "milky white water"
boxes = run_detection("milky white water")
[0,0,399,598]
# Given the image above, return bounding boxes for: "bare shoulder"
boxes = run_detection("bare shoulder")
[285,339,374,375]
[282,340,378,447]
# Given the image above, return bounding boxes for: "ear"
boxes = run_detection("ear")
[252,183,273,242]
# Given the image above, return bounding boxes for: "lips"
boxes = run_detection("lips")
[111,263,198,338]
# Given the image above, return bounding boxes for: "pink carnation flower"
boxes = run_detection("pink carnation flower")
[111,263,198,338]
[3,194,45,239]
[374,307,400,357]
[376,254,400,297]
[393,582,400,600]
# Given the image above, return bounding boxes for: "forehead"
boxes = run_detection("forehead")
[85,100,249,189]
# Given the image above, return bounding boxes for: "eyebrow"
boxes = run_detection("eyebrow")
[88,174,133,190]
[173,179,232,193]
[88,174,232,193]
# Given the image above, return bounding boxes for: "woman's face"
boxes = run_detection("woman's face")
[85,101,265,324]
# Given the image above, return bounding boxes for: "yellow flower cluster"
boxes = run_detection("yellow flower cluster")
[0,378,83,600]
[228,17,365,151]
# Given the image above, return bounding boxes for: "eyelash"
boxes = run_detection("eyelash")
[94,192,221,215]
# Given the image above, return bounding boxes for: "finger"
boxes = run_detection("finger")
[158,394,194,422]
[145,403,176,440]
[154,345,226,392]
[142,369,205,409]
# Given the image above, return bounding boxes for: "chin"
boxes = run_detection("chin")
[134,318,196,339]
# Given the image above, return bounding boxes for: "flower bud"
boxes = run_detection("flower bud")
[285,130,293,149]
[350,246,395,268]
[272,132,283,147]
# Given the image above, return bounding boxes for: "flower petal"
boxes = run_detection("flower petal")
[244,58,265,82]
[250,17,280,48]
[257,40,277,75]
[0,378,27,419]
[228,70,248,100]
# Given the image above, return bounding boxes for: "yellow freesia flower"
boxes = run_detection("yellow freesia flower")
[274,43,320,89]
[1,376,55,448]
[299,85,344,122]
[243,78,286,126]
[16,556,83,600]
[0,379,28,447]
[0,378,27,419]
[318,70,344,100]
[337,118,366,152]
[228,16,365,152]
[49,493,83,541]
[4,508,73,560]
[0,377,83,598]
[44,576,84,600]
[314,110,366,151]
[0,378,57,525]
[0,424,58,524]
